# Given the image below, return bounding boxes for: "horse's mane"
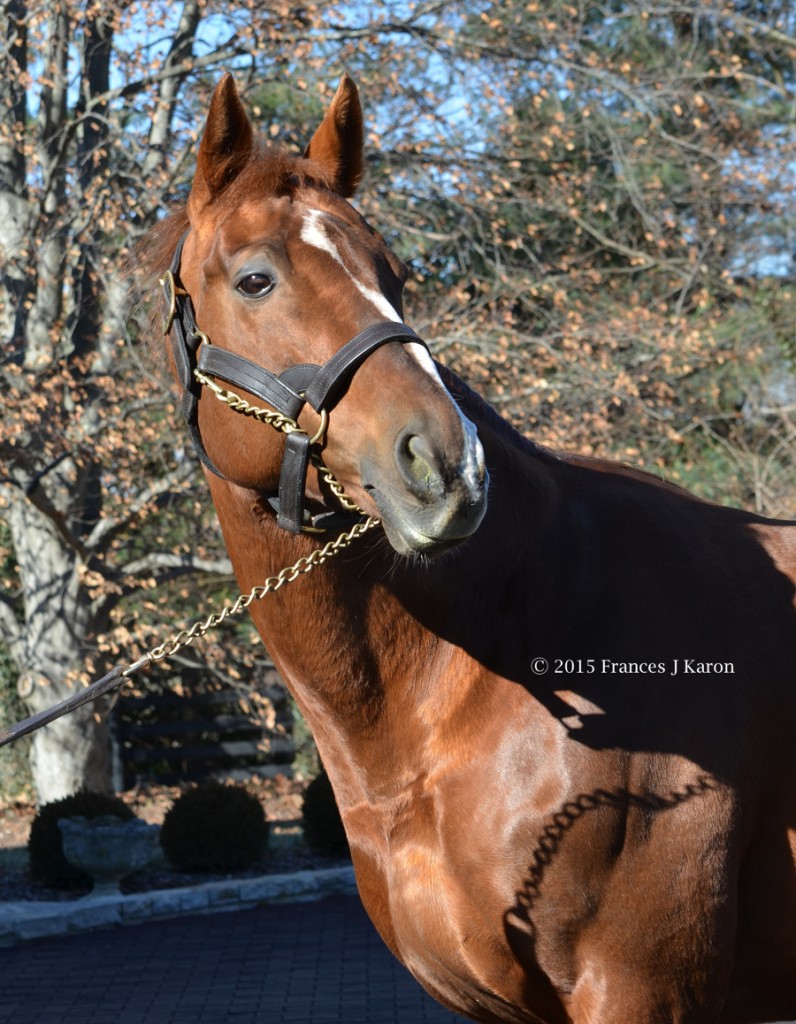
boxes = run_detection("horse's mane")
[122,208,185,367]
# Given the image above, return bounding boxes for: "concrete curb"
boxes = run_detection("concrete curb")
[0,865,357,947]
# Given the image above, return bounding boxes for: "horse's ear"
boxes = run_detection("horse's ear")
[189,73,254,216]
[304,74,364,198]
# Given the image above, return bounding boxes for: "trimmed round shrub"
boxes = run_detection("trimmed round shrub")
[28,789,135,888]
[160,782,269,872]
[302,770,349,858]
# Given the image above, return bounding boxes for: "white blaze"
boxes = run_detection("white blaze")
[300,208,438,375]
[299,207,485,486]
[301,208,401,323]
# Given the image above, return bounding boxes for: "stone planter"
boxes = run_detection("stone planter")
[58,816,161,897]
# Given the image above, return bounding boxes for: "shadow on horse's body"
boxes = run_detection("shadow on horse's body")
[137,73,796,1024]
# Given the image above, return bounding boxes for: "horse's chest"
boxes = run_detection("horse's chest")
[368,842,562,1023]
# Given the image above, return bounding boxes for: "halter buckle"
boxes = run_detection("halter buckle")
[159,270,187,336]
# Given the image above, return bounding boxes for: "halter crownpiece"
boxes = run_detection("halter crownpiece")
[161,230,427,534]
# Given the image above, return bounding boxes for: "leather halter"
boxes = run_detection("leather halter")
[161,231,426,534]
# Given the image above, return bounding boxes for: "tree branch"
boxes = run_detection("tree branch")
[85,459,199,554]
[89,551,234,622]
[118,552,233,579]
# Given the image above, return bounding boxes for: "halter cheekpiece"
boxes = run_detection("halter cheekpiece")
[161,230,427,534]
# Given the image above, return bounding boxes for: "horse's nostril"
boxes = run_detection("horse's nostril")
[397,432,445,498]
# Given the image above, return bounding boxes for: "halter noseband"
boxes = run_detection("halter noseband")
[161,231,426,534]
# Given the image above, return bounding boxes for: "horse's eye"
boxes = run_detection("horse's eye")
[236,273,274,297]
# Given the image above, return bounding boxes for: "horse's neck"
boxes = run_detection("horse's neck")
[208,477,441,785]
[208,417,554,804]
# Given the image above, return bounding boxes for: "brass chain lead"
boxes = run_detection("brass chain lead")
[126,515,380,675]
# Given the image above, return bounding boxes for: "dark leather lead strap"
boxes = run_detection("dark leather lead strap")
[0,666,129,748]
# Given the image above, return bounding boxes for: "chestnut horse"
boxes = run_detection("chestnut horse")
[138,74,796,1023]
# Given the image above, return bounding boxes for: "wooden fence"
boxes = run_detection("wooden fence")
[110,668,296,788]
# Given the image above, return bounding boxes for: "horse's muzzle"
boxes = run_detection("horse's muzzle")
[364,419,488,557]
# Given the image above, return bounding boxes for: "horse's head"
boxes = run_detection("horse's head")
[165,73,486,556]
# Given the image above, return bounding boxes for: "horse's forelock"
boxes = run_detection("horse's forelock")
[206,139,337,215]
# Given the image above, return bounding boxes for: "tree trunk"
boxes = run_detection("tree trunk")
[6,478,113,803]
[0,0,31,350]
[25,700,112,804]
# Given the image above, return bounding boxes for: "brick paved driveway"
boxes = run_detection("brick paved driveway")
[0,895,468,1024]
